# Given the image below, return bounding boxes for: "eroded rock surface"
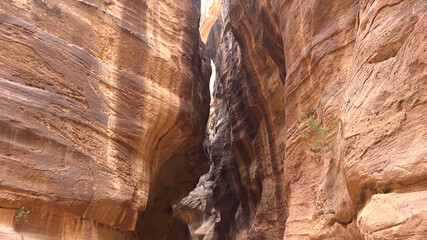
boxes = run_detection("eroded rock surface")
[176,0,287,239]
[1,0,426,239]
[176,0,427,239]
[0,0,210,239]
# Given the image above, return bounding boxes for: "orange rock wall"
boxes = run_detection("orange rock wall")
[0,0,210,238]
[177,0,427,239]
[1,0,426,239]
[282,0,426,238]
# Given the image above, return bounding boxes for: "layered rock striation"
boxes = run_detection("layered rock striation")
[176,0,427,239]
[0,0,426,239]
[0,0,210,239]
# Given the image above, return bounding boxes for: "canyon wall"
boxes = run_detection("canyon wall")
[176,0,288,239]
[177,0,427,239]
[0,0,210,239]
[0,0,426,239]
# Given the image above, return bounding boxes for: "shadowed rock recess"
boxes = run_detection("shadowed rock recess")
[0,0,426,240]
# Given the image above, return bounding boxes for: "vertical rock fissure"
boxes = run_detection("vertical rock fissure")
[174,0,288,239]
[171,0,427,239]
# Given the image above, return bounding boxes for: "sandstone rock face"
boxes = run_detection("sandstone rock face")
[177,0,427,239]
[176,0,288,239]
[199,0,221,42]
[0,0,210,239]
[1,0,426,239]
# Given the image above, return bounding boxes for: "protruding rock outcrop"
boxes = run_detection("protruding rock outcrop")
[0,0,210,238]
[176,0,427,239]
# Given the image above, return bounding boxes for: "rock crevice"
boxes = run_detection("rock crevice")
[176,0,427,239]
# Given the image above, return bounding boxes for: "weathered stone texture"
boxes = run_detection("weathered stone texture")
[1,0,426,239]
[176,0,287,239]
[0,0,210,238]
[177,0,427,239]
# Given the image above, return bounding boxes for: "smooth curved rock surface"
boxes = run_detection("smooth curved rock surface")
[200,0,221,42]
[0,0,210,238]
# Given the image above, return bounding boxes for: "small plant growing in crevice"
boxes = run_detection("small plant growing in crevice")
[15,207,30,223]
[299,112,339,152]
[15,207,30,240]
